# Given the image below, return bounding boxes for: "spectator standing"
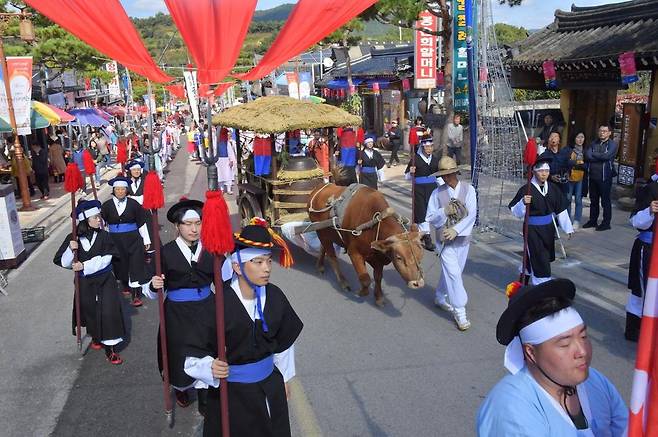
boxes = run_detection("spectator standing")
[446,114,465,165]
[583,124,617,231]
[30,142,50,200]
[544,132,570,202]
[48,138,67,183]
[386,120,402,168]
[538,114,559,146]
[564,132,586,229]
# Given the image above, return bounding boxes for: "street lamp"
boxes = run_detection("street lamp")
[0,11,34,210]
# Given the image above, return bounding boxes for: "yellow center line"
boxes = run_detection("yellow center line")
[288,378,323,436]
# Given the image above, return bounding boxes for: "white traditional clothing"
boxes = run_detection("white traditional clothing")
[477,366,627,436]
[425,181,477,310]
[215,127,237,193]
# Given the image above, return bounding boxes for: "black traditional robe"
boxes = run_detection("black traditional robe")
[358,149,385,189]
[626,181,658,338]
[509,181,568,278]
[128,175,145,204]
[405,152,439,224]
[101,197,149,285]
[154,239,215,389]
[201,281,303,437]
[53,230,125,342]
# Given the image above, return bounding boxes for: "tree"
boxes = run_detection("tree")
[494,23,528,46]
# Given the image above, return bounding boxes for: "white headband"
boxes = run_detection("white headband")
[534,162,550,171]
[77,206,101,221]
[112,181,129,188]
[129,164,142,170]
[220,248,271,281]
[504,307,583,374]
[364,138,374,144]
[181,209,200,221]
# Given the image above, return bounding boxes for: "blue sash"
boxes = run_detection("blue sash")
[167,285,211,302]
[82,263,113,278]
[360,166,377,174]
[108,223,138,233]
[227,355,274,383]
[638,230,653,244]
[414,176,437,184]
[528,214,553,226]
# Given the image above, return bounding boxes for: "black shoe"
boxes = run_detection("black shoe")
[421,234,435,252]
[595,223,611,231]
[581,221,597,229]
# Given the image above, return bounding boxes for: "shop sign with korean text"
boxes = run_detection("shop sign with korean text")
[0,57,33,135]
[453,0,469,112]
[414,10,437,89]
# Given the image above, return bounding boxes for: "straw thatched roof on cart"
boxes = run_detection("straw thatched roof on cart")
[212,96,362,133]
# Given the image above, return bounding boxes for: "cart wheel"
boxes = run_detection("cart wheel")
[239,194,263,228]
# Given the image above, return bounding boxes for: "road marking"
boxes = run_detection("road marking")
[288,378,323,436]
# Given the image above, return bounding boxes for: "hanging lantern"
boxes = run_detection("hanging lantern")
[402,78,410,92]
[372,82,380,94]
[542,60,558,89]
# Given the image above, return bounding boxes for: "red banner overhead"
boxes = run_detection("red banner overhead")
[235,0,378,81]
[165,0,257,85]
[166,84,186,99]
[213,82,233,97]
[25,0,172,83]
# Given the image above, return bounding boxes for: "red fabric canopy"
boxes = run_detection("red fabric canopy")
[166,84,186,99]
[25,0,172,83]
[235,0,377,81]
[165,0,257,85]
[213,82,233,97]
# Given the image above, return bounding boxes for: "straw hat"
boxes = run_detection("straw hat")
[433,156,460,176]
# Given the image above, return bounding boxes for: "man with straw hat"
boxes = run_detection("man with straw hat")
[425,156,476,331]
[477,279,627,435]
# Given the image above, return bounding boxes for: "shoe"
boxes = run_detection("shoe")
[581,221,597,229]
[106,352,123,365]
[595,223,611,231]
[175,390,191,408]
[572,221,580,231]
[434,295,453,312]
[453,308,471,331]
[421,234,436,252]
[131,297,143,307]
[90,340,103,350]
[387,163,391,168]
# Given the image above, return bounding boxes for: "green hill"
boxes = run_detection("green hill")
[253,3,294,21]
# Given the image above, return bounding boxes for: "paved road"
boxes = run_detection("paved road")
[0,150,637,436]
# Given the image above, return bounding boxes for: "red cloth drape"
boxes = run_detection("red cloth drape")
[166,84,186,99]
[234,0,377,81]
[25,0,171,83]
[165,0,257,85]
[213,82,233,97]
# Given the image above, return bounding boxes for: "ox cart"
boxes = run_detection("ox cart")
[211,96,361,229]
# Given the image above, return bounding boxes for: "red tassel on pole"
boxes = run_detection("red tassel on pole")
[63,162,84,351]
[200,190,234,255]
[82,149,96,175]
[116,140,128,176]
[520,138,538,284]
[143,171,164,210]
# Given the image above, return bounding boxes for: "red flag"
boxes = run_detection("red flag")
[523,137,538,167]
[629,224,658,434]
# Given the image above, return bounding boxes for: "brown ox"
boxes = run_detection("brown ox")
[308,183,424,307]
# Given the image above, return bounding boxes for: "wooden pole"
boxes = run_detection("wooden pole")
[70,192,82,350]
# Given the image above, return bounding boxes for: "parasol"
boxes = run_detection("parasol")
[68,109,110,127]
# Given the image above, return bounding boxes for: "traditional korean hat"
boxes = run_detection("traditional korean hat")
[75,199,102,221]
[108,176,131,189]
[420,137,434,146]
[363,137,375,145]
[166,197,204,223]
[532,152,553,171]
[433,156,460,177]
[125,159,145,171]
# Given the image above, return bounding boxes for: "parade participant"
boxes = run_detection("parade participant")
[477,279,628,435]
[509,153,573,285]
[357,137,385,189]
[425,156,476,331]
[126,159,146,205]
[101,176,151,307]
[169,218,303,437]
[625,171,658,341]
[53,200,125,365]
[215,127,237,195]
[405,137,440,251]
[146,198,214,410]
[308,130,330,179]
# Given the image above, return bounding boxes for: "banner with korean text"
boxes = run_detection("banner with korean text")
[183,69,200,123]
[453,0,468,111]
[106,60,121,99]
[0,57,33,135]
[414,10,437,89]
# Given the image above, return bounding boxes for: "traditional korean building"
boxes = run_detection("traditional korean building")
[508,0,658,183]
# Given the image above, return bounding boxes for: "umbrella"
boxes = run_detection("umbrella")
[68,109,110,127]
[105,105,127,117]
[95,108,113,121]
[32,101,75,125]
[0,108,50,132]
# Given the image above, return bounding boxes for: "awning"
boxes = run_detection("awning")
[326,78,364,89]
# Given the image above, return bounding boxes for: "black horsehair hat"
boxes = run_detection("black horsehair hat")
[533,152,554,168]
[166,198,204,223]
[496,278,576,346]
[233,217,293,267]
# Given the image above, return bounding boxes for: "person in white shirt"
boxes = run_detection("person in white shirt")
[446,114,464,165]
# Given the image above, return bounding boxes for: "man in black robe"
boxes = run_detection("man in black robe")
[406,137,440,251]
[625,175,658,341]
[101,176,151,307]
[509,153,573,285]
[358,137,386,189]
[126,159,146,205]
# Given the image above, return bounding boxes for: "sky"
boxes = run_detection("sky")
[121,0,629,29]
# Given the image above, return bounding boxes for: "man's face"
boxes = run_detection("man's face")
[453,115,461,126]
[177,217,201,244]
[598,126,611,141]
[130,167,142,179]
[534,168,550,183]
[233,254,272,286]
[528,324,592,387]
[548,132,560,148]
[422,143,433,155]
[113,186,128,199]
[544,115,553,126]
